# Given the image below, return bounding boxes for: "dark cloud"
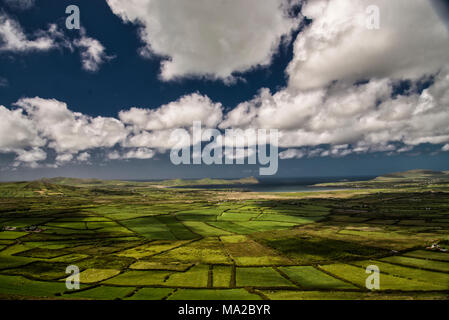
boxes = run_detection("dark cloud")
[431,0,449,29]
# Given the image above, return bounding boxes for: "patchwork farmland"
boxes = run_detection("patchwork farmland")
[0,176,448,300]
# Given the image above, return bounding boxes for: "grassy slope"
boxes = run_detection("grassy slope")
[43,176,259,187]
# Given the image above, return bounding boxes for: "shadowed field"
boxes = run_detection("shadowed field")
[0,173,448,300]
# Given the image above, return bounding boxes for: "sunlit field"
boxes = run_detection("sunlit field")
[0,172,448,300]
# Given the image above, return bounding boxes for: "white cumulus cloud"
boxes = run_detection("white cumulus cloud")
[0,13,56,52]
[106,0,301,82]
[220,67,449,154]
[287,0,449,90]
[14,97,129,154]
[0,93,224,167]
[0,105,45,151]
[119,93,223,131]
[0,13,113,72]
[123,148,155,160]
[74,29,115,72]
[13,147,47,168]
[77,152,91,162]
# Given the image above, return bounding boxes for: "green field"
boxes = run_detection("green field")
[1,172,449,300]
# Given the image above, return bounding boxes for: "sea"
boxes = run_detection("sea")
[170,176,376,193]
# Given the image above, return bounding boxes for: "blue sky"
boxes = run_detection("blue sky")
[0,0,297,117]
[1,0,449,181]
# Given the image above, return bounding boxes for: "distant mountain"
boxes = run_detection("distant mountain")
[43,177,106,185]
[0,179,136,197]
[314,169,449,189]
[0,176,260,197]
[43,176,259,187]
[0,180,87,197]
[375,169,449,181]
